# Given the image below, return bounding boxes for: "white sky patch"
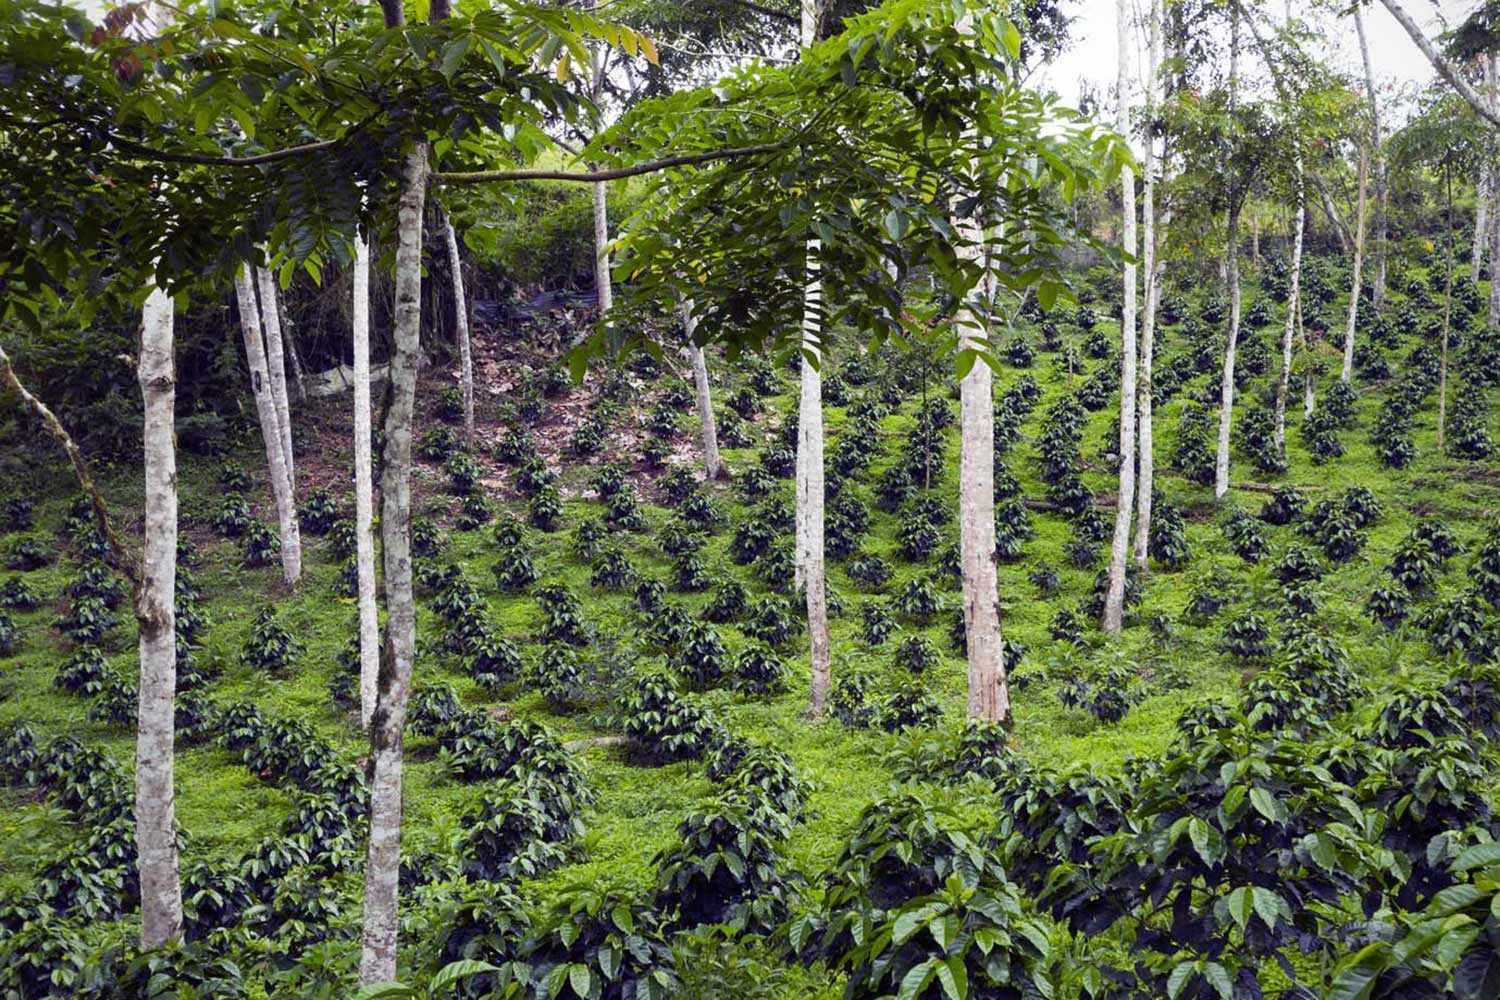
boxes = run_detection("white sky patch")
[1041,0,1479,120]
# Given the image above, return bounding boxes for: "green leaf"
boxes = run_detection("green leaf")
[1454,843,1500,872]
[349,984,413,1000]
[1166,962,1193,1000]
[1000,20,1021,62]
[934,957,963,1000]
[898,960,937,1000]
[893,908,926,946]
[1202,962,1233,1000]
[569,963,594,1000]
[884,209,911,241]
[429,960,500,995]
[1188,818,1224,867]
[440,37,471,79]
[1251,887,1285,931]
[1224,886,1252,932]
[1326,942,1395,1000]
[1429,884,1487,918]
[1249,787,1288,825]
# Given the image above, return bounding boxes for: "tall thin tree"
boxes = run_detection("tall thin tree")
[1103,0,1138,633]
[136,286,183,949]
[1341,146,1369,383]
[359,0,433,980]
[680,294,722,479]
[1213,0,1243,502]
[353,235,380,730]
[1134,0,1165,567]
[1354,7,1388,309]
[441,214,476,450]
[233,267,302,585]
[796,0,831,716]
[255,265,297,486]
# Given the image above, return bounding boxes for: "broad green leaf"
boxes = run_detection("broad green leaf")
[429,960,500,995]
[1249,787,1288,825]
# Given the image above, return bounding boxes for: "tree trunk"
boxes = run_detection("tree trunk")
[1312,173,1353,254]
[1490,162,1500,335]
[441,215,475,450]
[1474,164,1491,286]
[136,286,182,949]
[234,267,302,586]
[1341,147,1368,383]
[680,295,722,480]
[1304,372,1315,417]
[1277,175,1305,456]
[353,236,380,731]
[280,293,308,407]
[1354,7,1387,309]
[1490,56,1500,335]
[1215,4,1241,503]
[1134,0,1163,569]
[255,266,296,486]
[1103,0,1137,634]
[1215,203,1242,502]
[593,180,612,320]
[359,143,427,988]
[1439,170,1454,450]
[799,350,831,716]
[798,0,830,716]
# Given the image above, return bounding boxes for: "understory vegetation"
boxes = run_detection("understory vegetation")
[4,239,1500,997]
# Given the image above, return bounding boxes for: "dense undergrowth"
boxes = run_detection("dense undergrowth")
[1,242,1500,998]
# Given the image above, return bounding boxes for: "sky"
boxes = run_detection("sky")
[1039,0,1481,113]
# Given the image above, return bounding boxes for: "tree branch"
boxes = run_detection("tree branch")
[1377,0,1500,128]
[0,343,142,585]
[719,0,797,25]
[433,139,791,185]
[107,131,343,168]
[1309,171,1353,253]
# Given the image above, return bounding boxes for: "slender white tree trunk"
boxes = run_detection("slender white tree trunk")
[1214,6,1242,503]
[255,266,296,486]
[1354,8,1387,309]
[136,287,182,949]
[797,0,831,716]
[1491,168,1500,335]
[353,237,380,731]
[1439,174,1455,451]
[796,251,829,711]
[947,12,1009,722]
[1277,174,1305,455]
[282,301,309,406]
[1474,166,1491,286]
[234,267,302,585]
[1341,148,1369,383]
[441,215,475,450]
[1134,0,1163,569]
[593,181,612,318]
[1304,372,1316,417]
[359,144,426,987]
[799,343,830,716]
[1103,0,1138,633]
[1215,208,1242,501]
[680,295,721,479]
